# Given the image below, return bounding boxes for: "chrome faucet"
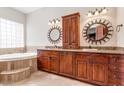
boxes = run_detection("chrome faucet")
[54,45,57,48]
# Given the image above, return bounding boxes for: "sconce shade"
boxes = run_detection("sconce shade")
[94,9,99,16]
[48,18,60,26]
[52,21,55,25]
[88,11,92,17]
[87,8,107,17]
[48,20,52,25]
[101,7,107,14]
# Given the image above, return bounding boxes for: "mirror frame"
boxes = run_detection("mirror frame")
[82,18,114,45]
[48,26,62,44]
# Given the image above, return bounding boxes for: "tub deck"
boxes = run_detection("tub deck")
[0,53,37,61]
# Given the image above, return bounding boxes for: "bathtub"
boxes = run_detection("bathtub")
[0,52,37,61]
[0,52,37,84]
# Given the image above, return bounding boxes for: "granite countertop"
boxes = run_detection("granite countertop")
[37,48,124,55]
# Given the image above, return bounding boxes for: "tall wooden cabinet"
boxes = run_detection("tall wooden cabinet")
[62,13,80,49]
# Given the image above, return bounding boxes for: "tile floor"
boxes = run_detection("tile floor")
[0,71,94,86]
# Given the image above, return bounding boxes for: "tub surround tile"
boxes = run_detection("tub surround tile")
[26,46,45,52]
[0,57,37,84]
[0,47,26,55]
[0,67,30,84]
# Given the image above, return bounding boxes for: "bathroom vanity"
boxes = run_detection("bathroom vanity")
[37,12,124,86]
[37,49,124,86]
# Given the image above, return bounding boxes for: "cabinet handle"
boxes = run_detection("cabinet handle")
[113,75,116,78]
[48,57,51,60]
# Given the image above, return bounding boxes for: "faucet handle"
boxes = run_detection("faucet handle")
[89,45,91,48]
[54,45,57,48]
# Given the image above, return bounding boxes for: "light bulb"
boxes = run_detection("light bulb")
[88,11,92,17]
[52,20,55,25]
[94,9,99,16]
[102,7,107,14]
[56,19,59,24]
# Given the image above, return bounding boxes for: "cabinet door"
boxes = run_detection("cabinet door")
[108,55,124,85]
[62,17,70,49]
[75,54,90,81]
[60,52,73,77]
[50,56,59,73]
[90,54,109,85]
[70,16,79,49]
[38,56,50,71]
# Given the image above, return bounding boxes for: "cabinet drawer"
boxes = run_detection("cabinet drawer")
[38,51,59,57]
[38,51,50,57]
[75,53,90,59]
[49,51,59,57]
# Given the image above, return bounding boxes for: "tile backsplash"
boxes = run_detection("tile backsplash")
[0,47,26,55]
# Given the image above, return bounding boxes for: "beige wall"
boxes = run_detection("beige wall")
[0,7,26,24]
[116,7,124,47]
[26,7,117,48]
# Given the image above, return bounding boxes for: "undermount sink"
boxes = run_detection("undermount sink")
[82,48,98,51]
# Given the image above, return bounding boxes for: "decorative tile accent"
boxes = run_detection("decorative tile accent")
[0,47,26,55]
[0,58,37,84]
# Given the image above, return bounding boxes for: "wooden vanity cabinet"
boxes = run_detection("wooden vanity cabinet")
[108,55,124,85]
[62,13,80,49]
[75,53,109,85]
[37,49,124,86]
[37,50,59,73]
[59,52,74,77]
[37,51,50,71]
[75,53,91,81]
[90,54,109,85]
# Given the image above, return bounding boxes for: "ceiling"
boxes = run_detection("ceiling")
[12,7,41,14]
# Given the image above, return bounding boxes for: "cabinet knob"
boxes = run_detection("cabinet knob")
[114,66,117,70]
[48,57,51,60]
[113,75,116,78]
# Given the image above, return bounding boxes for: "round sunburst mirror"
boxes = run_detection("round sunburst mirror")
[82,18,114,45]
[48,26,62,44]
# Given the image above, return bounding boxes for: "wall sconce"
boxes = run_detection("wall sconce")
[94,9,99,16]
[116,24,123,32]
[87,7,108,17]
[48,18,60,26]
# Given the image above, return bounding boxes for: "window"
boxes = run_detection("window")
[0,18,24,48]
